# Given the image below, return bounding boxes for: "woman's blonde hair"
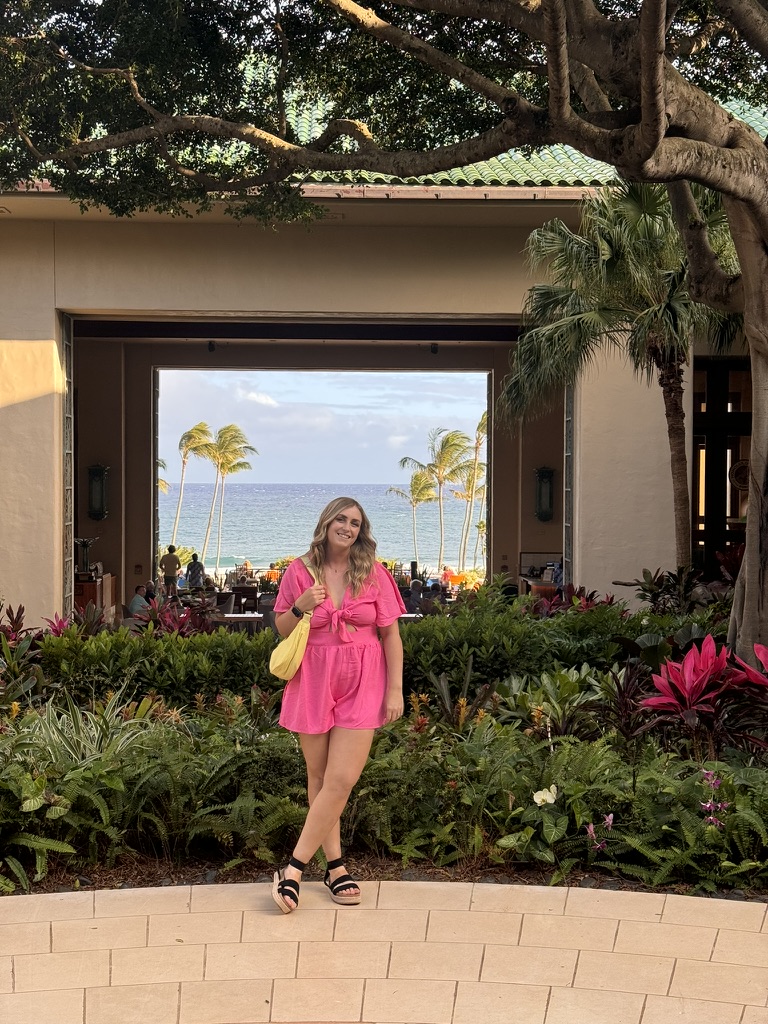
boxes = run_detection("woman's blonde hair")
[308,497,376,597]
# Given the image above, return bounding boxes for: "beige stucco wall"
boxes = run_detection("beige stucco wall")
[571,350,685,597]
[0,221,65,622]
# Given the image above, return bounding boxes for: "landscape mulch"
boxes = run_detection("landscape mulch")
[10,853,766,902]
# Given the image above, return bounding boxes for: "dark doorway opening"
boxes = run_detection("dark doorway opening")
[692,357,751,578]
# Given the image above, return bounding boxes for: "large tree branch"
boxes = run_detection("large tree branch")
[307,118,378,152]
[319,0,524,111]
[50,46,166,121]
[545,0,571,125]
[641,136,768,240]
[637,0,667,160]
[569,61,613,113]
[667,180,744,313]
[669,17,734,58]
[12,107,543,182]
[382,0,545,38]
[712,0,768,63]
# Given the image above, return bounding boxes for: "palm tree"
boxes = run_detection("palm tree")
[157,458,169,495]
[171,423,215,546]
[500,181,739,567]
[214,451,255,574]
[200,425,257,566]
[455,411,487,570]
[387,470,437,566]
[473,517,486,568]
[452,460,486,572]
[400,428,473,568]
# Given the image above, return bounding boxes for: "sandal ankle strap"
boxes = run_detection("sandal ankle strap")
[288,855,307,871]
[325,857,345,870]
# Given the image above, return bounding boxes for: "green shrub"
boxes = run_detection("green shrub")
[39,627,278,704]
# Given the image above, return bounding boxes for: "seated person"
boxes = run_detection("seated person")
[144,580,156,602]
[128,585,149,617]
[406,579,423,613]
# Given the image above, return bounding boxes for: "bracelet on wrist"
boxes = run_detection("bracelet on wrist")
[290,605,303,618]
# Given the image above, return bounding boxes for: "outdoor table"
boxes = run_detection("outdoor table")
[398,613,423,623]
[223,612,264,636]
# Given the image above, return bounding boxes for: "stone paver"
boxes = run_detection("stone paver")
[0,881,765,1023]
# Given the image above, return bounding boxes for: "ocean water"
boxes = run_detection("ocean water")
[158,483,485,573]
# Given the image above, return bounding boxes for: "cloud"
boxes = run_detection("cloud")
[242,390,278,407]
[387,434,409,449]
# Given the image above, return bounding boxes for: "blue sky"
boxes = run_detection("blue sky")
[159,370,488,484]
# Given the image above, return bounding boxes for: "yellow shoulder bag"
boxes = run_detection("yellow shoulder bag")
[269,558,317,681]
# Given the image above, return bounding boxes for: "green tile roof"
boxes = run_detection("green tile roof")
[291,98,768,189]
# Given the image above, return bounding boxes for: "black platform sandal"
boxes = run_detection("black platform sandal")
[324,857,362,906]
[272,855,306,914]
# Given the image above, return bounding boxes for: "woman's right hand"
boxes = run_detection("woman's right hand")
[294,583,326,613]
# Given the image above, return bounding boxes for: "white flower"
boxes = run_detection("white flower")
[533,785,558,805]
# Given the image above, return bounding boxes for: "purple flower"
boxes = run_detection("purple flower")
[704,815,724,828]
[700,801,715,812]
[593,841,607,851]
[603,813,614,831]
[585,823,596,840]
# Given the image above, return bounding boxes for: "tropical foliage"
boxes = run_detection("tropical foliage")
[2,578,768,893]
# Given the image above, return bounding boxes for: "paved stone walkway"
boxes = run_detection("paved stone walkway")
[0,880,767,1023]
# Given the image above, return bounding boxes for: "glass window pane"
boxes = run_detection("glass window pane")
[693,369,707,413]
[728,369,751,412]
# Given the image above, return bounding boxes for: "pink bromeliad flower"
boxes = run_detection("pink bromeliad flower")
[42,612,70,636]
[641,634,728,723]
[730,644,768,687]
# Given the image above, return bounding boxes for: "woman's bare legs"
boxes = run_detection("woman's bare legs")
[300,732,342,861]
[279,727,374,909]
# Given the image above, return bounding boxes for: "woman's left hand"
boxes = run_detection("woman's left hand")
[384,688,404,724]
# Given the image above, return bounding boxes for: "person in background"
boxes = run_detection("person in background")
[159,544,182,598]
[271,497,405,914]
[406,579,423,613]
[128,584,149,617]
[145,580,156,602]
[186,553,205,590]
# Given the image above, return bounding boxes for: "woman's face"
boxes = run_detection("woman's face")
[326,505,362,551]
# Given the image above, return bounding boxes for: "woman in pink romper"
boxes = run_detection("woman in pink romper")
[271,497,405,913]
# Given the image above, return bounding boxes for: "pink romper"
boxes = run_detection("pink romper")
[274,560,406,734]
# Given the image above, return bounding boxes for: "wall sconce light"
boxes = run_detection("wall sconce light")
[87,464,110,520]
[534,466,554,522]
